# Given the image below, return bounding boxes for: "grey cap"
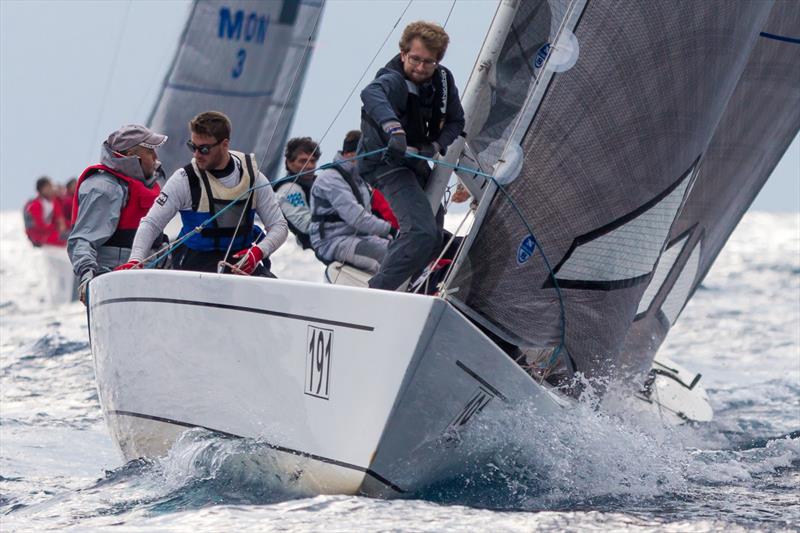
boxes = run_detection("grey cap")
[107,124,167,152]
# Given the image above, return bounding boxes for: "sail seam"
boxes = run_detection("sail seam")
[164,84,274,98]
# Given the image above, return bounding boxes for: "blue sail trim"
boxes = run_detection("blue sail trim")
[759,32,800,44]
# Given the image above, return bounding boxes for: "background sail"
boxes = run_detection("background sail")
[618,1,800,377]
[148,0,323,178]
[448,0,784,379]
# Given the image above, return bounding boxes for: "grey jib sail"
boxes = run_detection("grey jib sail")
[447,0,798,380]
[148,0,323,178]
[618,1,800,377]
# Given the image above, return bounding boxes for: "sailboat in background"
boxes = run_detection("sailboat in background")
[149,0,323,179]
[87,0,800,496]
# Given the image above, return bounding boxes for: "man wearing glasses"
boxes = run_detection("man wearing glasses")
[120,111,288,275]
[357,21,465,291]
[69,124,168,303]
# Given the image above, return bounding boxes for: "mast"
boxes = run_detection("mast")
[423,0,520,212]
[440,0,587,292]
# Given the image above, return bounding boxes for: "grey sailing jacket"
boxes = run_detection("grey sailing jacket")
[67,143,161,278]
[309,152,392,262]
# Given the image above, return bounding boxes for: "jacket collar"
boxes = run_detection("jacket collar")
[99,142,154,186]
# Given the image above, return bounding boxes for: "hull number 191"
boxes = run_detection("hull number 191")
[305,326,333,399]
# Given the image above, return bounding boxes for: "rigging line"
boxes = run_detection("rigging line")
[436,140,488,294]
[311,0,414,153]
[406,152,567,366]
[146,1,198,126]
[141,148,388,268]
[414,147,485,295]
[86,0,133,161]
[221,186,253,270]
[443,0,457,28]
[258,1,326,170]
[267,0,413,222]
[500,0,580,154]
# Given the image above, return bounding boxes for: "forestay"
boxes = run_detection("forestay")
[148,0,324,178]
[445,0,795,380]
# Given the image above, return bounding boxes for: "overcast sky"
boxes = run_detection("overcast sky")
[1,0,797,212]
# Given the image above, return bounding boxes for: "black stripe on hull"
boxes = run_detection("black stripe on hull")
[108,409,405,494]
[455,360,508,402]
[97,297,374,332]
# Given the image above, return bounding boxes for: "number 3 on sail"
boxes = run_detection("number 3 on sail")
[305,326,333,399]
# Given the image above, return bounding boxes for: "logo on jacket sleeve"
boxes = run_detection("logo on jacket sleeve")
[286,192,306,207]
[156,192,168,206]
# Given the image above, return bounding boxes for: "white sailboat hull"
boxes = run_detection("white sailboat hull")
[40,245,78,304]
[88,270,565,496]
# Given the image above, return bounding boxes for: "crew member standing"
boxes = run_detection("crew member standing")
[60,177,77,230]
[358,21,465,290]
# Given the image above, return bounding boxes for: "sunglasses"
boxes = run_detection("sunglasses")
[186,139,223,155]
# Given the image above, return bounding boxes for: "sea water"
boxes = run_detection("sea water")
[1,211,798,532]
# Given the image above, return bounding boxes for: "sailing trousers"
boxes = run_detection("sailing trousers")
[365,165,441,290]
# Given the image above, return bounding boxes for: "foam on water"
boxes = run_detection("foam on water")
[1,211,798,531]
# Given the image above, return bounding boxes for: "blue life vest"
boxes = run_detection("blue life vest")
[178,151,263,252]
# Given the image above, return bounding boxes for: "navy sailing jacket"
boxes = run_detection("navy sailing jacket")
[358,54,465,176]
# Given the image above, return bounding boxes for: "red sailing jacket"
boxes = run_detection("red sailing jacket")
[59,193,74,229]
[371,189,399,230]
[73,165,161,247]
[23,197,66,246]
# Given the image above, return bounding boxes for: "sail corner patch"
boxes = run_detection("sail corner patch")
[517,235,536,264]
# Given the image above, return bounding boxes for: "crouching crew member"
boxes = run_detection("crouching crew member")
[120,111,288,275]
[358,21,465,290]
[273,137,321,250]
[310,130,396,273]
[69,125,168,303]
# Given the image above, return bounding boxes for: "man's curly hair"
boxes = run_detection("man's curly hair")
[399,21,450,61]
[284,137,321,161]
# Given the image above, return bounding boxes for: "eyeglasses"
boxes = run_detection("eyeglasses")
[406,54,438,68]
[186,139,223,155]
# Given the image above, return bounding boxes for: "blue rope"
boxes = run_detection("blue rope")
[143,148,388,268]
[406,152,567,368]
